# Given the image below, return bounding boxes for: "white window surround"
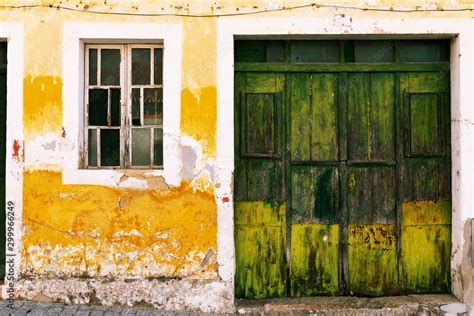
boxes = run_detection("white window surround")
[62,22,182,187]
[216,16,474,297]
[0,22,24,290]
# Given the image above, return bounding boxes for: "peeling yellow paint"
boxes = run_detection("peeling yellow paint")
[180,17,217,157]
[22,170,218,278]
[23,76,62,142]
[180,87,217,157]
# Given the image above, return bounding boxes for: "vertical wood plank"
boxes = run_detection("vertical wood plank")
[290,73,311,161]
[311,74,338,161]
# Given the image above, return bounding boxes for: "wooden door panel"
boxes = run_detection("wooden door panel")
[290,224,339,296]
[290,166,338,224]
[347,224,399,295]
[290,73,338,162]
[347,73,395,162]
[235,72,287,299]
[399,72,451,294]
[347,167,396,225]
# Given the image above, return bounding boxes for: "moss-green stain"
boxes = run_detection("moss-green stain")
[348,224,399,296]
[290,224,339,296]
[235,201,286,299]
[400,200,451,293]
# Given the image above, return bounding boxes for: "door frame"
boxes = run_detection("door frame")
[0,22,25,292]
[215,16,473,303]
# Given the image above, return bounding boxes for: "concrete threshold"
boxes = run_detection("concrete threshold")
[236,295,468,315]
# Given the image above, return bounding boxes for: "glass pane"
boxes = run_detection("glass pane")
[290,40,339,63]
[154,128,163,166]
[88,89,108,126]
[100,49,120,85]
[0,42,6,65]
[234,40,266,62]
[88,129,97,167]
[154,48,163,85]
[144,88,163,125]
[266,40,285,62]
[100,129,120,167]
[354,40,394,62]
[132,48,151,85]
[110,88,121,126]
[88,48,97,85]
[131,88,141,126]
[399,40,450,62]
[132,128,151,166]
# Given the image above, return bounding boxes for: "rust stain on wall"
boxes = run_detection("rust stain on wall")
[22,170,218,279]
[23,76,62,141]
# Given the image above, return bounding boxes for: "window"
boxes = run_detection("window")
[85,44,163,168]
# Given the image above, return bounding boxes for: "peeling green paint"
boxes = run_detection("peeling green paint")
[235,201,286,299]
[290,224,339,296]
[348,224,399,296]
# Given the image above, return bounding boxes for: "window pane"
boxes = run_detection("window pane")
[399,40,450,62]
[100,129,120,166]
[0,42,6,65]
[88,48,97,85]
[100,49,120,85]
[132,128,151,166]
[132,48,151,85]
[354,40,394,62]
[144,88,163,125]
[154,128,163,166]
[111,88,121,126]
[88,89,108,126]
[290,41,339,63]
[132,88,141,126]
[88,129,97,167]
[266,40,285,62]
[154,48,163,85]
[234,40,266,62]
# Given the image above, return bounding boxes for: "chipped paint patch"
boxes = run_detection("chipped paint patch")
[23,76,62,142]
[22,170,218,279]
[16,278,234,312]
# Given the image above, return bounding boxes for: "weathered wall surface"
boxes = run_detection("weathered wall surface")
[0,0,473,312]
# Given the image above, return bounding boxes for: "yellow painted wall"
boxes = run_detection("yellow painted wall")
[0,0,471,280]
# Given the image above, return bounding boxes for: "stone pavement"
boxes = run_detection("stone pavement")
[0,294,467,315]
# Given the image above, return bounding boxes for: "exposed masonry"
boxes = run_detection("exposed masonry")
[16,278,234,313]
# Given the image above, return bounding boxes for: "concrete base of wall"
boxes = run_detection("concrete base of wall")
[15,278,235,313]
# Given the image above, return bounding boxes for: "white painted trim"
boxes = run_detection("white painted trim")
[62,22,182,187]
[0,22,24,298]
[216,16,474,301]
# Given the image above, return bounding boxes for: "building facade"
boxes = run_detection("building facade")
[0,0,473,312]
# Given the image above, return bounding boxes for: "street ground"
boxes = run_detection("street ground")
[0,294,468,315]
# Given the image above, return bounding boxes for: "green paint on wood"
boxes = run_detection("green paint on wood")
[347,167,396,224]
[235,201,287,299]
[409,93,441,156]
[245,93,276,155]
[290,166,337,224]
[311,74,338,161]
[402,200,451,226]
[348,224,399,296]
[235,201,286,226]
[290,73,311,161]
[400,225,451,293]
[290,224,339,296]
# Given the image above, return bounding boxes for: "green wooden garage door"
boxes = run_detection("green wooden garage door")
[234,40,451,298]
